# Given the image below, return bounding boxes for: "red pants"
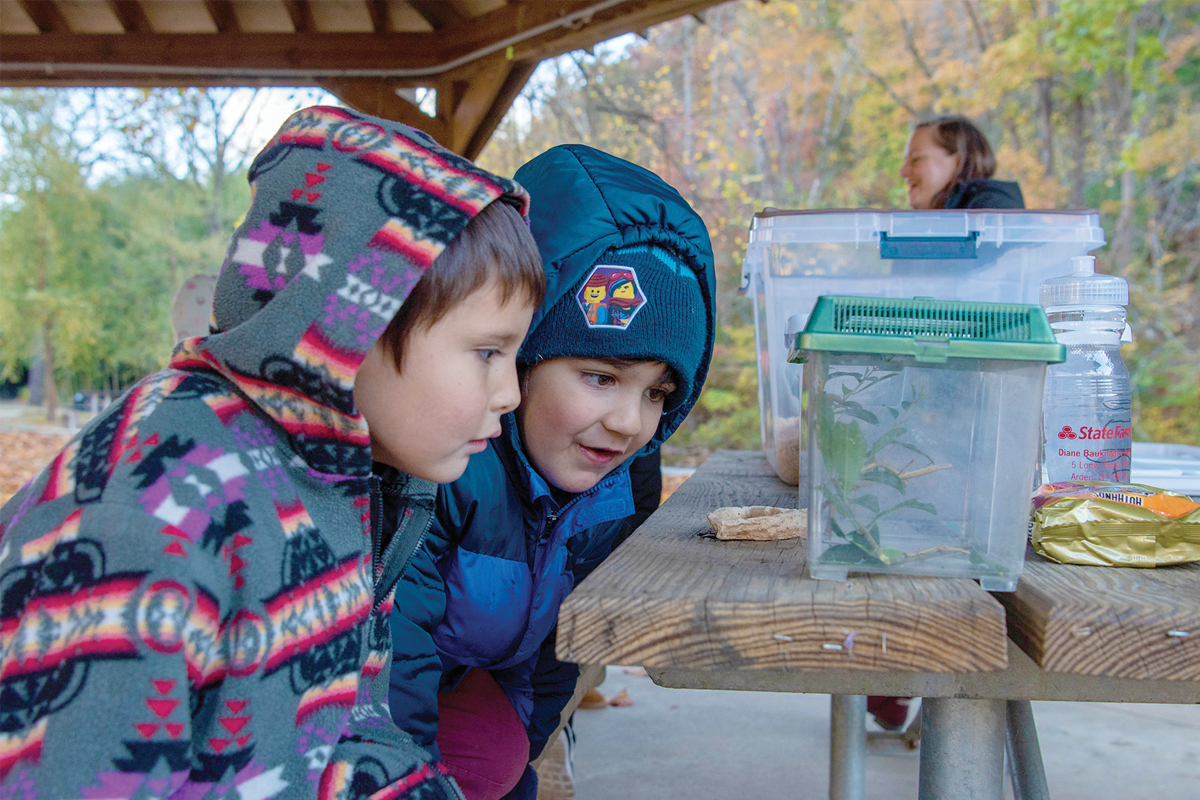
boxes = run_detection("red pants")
[436,669,530,800]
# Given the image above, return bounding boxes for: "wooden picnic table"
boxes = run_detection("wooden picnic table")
[557,450,1200,800]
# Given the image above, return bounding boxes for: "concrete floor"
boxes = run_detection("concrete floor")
[570,667,1200,800]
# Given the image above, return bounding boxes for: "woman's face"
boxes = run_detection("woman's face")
[900,126,961,209]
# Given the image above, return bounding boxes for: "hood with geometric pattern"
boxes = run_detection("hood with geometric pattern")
[171,105,530,477]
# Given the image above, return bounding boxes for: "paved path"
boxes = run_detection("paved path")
[570,667,1200,800]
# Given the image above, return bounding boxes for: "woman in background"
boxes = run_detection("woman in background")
[869,115,1025,734]
[900,115,1024,210]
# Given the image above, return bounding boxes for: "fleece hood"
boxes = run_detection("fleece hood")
[171,105,529,477]
[512,144,716,450]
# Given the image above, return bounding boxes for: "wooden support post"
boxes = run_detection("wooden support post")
[319,80,449,147]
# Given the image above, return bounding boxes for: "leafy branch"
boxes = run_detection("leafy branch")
[815,366,948,566]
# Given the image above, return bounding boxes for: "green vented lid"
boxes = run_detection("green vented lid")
[789,296,1066,364]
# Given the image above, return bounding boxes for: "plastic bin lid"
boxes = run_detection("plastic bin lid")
[747,208,1105,245]
[741,209,1106,286]
[790,295,1066,364]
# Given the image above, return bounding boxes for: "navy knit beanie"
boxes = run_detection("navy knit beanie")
[518,243,707,406]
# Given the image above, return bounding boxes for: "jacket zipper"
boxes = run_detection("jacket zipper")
[541,511,560,539]
[375,515,433,612]
[536,468,623,542]
[370,478,436,612]
[369,474,383,572]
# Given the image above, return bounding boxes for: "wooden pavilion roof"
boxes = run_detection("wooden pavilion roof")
[0,0,724,158]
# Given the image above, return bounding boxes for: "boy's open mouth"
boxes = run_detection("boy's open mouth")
[579,444,623,464]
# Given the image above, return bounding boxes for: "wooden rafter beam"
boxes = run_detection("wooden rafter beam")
[17,0,71,33]
[319,79,449,145]
[434,56,512,155]
[406,0,463,31]
[1,0,728,82]
[501,0,728,63]
[366,0,391,33]
[0,32,443,77]
[109,1,153,34]
[282,0,313,34]
[203,0,240,33]
[462,59,538,161]
[422,0,725,66]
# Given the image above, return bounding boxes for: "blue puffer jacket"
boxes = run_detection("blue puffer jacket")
[387,145,716,799]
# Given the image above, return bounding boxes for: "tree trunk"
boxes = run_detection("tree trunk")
[808,49,851,208]
[682,18,695,181]
[1069,94,1086,208]
[42,321,58,424]
[1037,76,1055,177]
[35,189,58,422]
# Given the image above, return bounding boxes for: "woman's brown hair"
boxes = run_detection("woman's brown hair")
[914,116,997,209]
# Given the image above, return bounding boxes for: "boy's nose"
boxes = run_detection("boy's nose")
[603,394,643,439]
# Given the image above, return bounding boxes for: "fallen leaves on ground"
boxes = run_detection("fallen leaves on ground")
[1,431,70,505]
[577,686,636,709]
[661,473,690,504]
[578,688,608,710]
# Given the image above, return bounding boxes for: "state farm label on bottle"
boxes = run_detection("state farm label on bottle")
[1044,420,1132,483]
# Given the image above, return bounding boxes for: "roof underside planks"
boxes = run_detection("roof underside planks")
[0,0,727,158]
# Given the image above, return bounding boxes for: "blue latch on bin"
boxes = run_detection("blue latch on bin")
[880,231,979,260]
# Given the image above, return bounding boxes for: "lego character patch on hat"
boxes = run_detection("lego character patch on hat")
[576,265,646,329]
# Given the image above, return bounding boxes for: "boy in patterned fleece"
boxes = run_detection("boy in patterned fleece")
[0,106,543,800]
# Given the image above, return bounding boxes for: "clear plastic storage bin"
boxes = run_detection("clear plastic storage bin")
[741,209,1105,485]
[792,296,1065,591]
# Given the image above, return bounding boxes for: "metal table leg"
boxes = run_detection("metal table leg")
[918,697,1006,800]
[1005,700,1051,800]
[829,694,866,800]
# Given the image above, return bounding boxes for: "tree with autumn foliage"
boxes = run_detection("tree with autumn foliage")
[479,0,1200,456]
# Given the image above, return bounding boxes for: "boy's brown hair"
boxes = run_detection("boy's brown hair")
[378,198,544,369]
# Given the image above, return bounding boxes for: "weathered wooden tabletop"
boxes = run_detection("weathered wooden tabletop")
[1000,542,1200,680]
[556,449,1009,673]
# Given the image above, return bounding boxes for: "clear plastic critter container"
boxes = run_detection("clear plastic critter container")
[791,296,1065,591]
[741,209,1104,486]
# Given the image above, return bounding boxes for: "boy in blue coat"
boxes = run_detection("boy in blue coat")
[387,145,716,800]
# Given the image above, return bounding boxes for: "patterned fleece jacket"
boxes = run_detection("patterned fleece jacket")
[0,106,529,800]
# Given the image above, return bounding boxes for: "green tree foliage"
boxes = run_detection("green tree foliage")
[0,88,258,414]
[0,91,115,419]
[478,0,1200,455]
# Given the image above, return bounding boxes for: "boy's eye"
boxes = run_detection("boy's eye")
[646,386,674,403]
[581,372,615,388]
[477,349,500,361]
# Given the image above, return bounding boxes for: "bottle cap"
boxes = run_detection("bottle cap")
[1040,256,1128,306]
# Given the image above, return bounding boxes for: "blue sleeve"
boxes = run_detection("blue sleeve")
[524,628,581,761]
[387,509,454,758]
[490,648,539,728]
[570,518,624,584]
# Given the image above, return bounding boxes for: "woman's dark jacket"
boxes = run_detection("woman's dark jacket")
[386,145,716,798]
[945,178,1025,209]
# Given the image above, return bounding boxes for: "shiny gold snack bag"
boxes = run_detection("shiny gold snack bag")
[1030,482,1200,567]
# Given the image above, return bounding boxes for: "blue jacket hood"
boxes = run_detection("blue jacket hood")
[513,145,716,451]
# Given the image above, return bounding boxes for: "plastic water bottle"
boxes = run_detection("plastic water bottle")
[1040,256,1132,484]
